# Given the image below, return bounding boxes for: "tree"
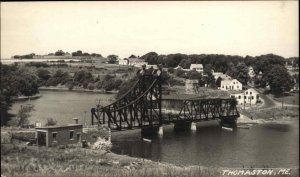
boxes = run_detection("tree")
[45,117,57,126]
[37,69,51,80]
[187,70,202,80]
[235,62,249,85]
[128,54,137,58]
[265,65,293,95]
[16,104,34,127]
[216,77,223,87]
[107,55,118,64]
[140,52,159,64]
[55,50,65,56]
[0,89,12,126]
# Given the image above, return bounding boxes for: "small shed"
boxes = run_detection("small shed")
[35,124,83,147]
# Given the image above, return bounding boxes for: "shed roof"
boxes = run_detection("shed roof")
[36,124,83,130]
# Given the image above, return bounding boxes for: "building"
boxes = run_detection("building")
[230,88,260,105]
[118,58,128,65]
[213,72,232,80]
[190,64,204,73]
[36,124,83,147]
[126,57,148,67]
[220,79,242,91]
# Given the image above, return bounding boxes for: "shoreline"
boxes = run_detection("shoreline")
[11,94,42,101]
[39,86,119,94]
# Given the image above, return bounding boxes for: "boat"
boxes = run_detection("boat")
[222,126,233,131]
[142,138,152,143]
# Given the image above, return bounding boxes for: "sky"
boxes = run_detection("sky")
[1,1,299,59]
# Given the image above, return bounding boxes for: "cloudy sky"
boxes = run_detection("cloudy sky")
[1,1,298,59]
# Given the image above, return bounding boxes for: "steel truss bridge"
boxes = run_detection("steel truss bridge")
[91,73,240,130]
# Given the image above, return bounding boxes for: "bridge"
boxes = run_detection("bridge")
[91,72,240,133]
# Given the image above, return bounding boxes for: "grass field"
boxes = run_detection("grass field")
[272,92,299,105]
[1,144,221,177]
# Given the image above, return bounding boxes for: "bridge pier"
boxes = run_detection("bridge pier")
[219,117,237,128]
[174,120,192,131]
[141,125,163,136]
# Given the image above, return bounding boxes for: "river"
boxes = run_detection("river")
[10,90,299,168]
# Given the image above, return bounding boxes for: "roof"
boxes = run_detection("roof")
[221,80,232,85]
[127,58,145,62]
[36,124,83,130]
[221,79,242,85]
[190,64,203,68]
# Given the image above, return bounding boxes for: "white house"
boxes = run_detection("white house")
[220,79,242,91]
[127,58,148,67]
[118,58,128,65]
[213,72,232,80]
[230,88,260,105]
[190,64,204,73]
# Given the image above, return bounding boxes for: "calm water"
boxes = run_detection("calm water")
[10,91,299,168]
[10,90,115,125]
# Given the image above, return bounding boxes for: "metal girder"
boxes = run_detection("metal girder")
[91,74,162,130]
[91,73,240,130]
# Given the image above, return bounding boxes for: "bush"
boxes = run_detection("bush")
[87,83,95,90]
[45,118,57,126]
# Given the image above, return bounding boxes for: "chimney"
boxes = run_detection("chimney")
[73,118,79,124]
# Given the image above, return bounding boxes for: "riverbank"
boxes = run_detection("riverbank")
[11,94,42,101]
[39,86,119,94]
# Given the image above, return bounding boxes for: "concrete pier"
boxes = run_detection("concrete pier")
[174,120,192,131]
[141,125,163,136]
[191,122,197,131]
[220,118,237,128]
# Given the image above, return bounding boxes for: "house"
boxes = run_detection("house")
[220,79,242,91]
[127,57,148,67]
[213,72,232,80]
[248,66,256,78]
[230,88,260,105]
[118,58,128,65]
[36,124,83,147]
[190,64,204,73]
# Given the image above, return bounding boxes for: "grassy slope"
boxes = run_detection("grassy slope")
[1,145,220,177]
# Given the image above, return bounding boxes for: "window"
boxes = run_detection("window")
[52,132,57,141]
[237,86,239,88]
[251,96,254,99]
[238,96,241,99]
[246,92,248,94]
[244,96,246,99]
[250,92,252,94]
[70,131,74,140]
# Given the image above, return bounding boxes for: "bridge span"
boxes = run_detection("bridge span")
[91,73,239,133]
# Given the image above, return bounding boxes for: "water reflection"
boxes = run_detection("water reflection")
[112,121,299,168]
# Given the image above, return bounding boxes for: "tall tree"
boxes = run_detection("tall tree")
[235,62,250,85]
[265,65,293,95]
